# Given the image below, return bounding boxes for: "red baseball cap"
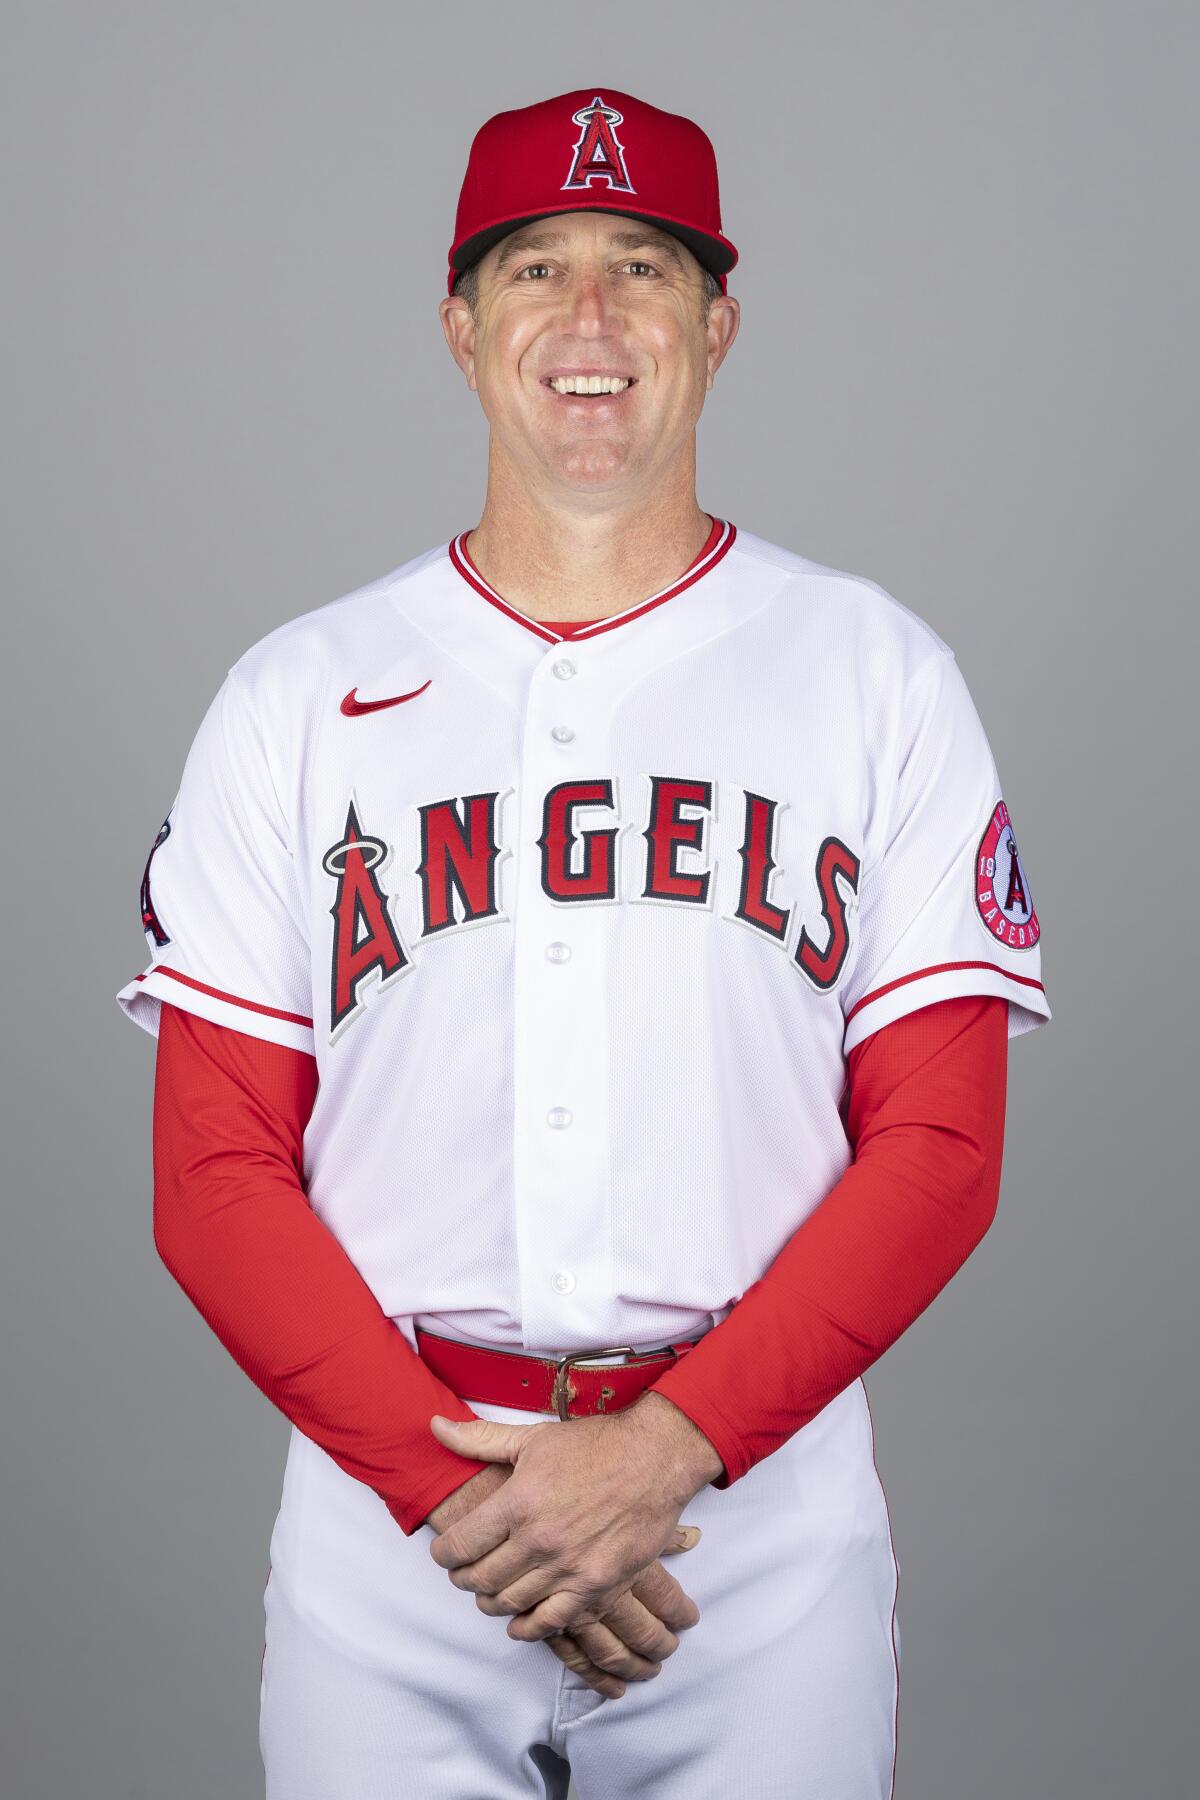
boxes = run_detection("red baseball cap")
[447,88,738,298]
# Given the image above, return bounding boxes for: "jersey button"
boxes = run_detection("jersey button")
[551,724,575,744]
[546,940,571,963]
[546,1106,573,1129]
[552,1270,576,1294]
[552,658,577,680]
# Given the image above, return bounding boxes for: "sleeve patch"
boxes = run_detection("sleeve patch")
[139,812,173,947]
[974,800,1040,951]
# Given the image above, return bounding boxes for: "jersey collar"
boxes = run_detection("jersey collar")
[385,520,787,717]
[447,516,737,646]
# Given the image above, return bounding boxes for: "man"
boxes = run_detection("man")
[120,87,1049,1798]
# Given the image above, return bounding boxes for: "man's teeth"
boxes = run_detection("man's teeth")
[549,375,632,395]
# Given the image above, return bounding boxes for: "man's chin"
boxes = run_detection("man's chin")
[544,441,641,489]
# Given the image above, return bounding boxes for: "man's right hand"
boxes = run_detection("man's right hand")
[423,1462,701,1699]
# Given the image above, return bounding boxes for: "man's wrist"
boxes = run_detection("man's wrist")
[623,1389,726,1498]
[422,1460,511,1533]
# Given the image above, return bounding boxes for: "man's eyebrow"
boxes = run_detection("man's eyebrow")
[493,230,568,270]
[493,227,685,272]
[607,229,684,267]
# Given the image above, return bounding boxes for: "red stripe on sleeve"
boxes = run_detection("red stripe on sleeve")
[845,959,1044,1025]
[138,965,314,1028]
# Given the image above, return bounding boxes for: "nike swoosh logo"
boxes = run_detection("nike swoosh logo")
[341,682,431,717]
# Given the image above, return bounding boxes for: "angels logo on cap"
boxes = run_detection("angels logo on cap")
[562,95,636,194]
[975,800,1040,950]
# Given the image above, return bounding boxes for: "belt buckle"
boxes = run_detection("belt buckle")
[551,1343,679,1420]
[551,1345,637,1420]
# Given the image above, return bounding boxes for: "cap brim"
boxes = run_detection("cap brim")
[449,202,738,285]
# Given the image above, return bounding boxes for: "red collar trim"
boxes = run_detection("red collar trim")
[447,517,736,644]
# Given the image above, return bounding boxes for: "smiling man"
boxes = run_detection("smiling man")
[119,87,1050,1798]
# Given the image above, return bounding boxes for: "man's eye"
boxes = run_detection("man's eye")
[517,263,553,280]
[623,261,657,276]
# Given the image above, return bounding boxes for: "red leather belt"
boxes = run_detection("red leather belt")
[415,1325,701,1421]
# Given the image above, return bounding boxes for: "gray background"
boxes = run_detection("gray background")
[4,3,1195,1796]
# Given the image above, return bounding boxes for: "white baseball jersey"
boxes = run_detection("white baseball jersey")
[118,520,1050,1359]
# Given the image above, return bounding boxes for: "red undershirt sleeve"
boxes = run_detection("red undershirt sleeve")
[151,1001,492,1536]
[648,993,1009,1486]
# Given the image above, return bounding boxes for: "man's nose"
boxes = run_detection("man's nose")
[565,267,617,334]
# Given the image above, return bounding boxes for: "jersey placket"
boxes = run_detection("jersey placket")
[510,636,616,1350]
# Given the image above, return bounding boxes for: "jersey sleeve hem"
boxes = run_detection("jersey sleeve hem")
[116,965,316,1056]
[842,959,1050,1055]
[382,1457,495,1537]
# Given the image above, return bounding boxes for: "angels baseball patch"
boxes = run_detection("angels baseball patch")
[975,799,1040,950]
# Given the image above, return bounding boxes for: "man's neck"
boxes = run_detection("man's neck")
[463,486,714,623]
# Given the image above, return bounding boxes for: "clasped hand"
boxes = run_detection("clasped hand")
[426,1401,706,1644]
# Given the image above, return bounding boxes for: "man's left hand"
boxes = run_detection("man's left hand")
[426,1394,722,1641]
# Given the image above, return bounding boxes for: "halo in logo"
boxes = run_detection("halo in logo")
[974,800,1040,951]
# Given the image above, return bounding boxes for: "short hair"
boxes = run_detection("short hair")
[452,250,724,322]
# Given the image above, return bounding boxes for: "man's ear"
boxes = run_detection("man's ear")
[439,295,478,392]
[704,294,740,390]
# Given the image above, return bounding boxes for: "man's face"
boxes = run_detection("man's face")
[439,211,739,500]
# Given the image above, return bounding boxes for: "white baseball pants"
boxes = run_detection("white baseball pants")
[259,1380,900,1798]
